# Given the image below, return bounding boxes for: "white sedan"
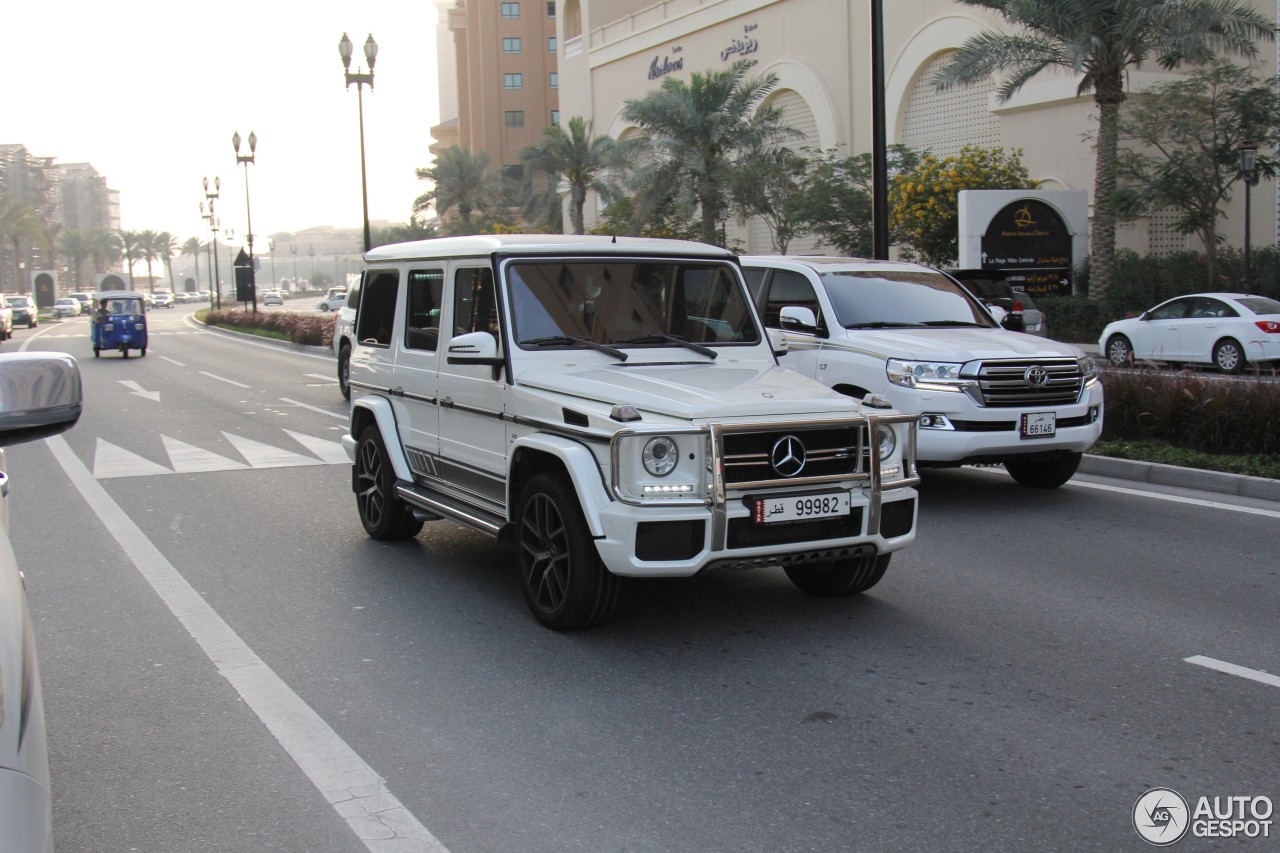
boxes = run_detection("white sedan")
[53,297,81,317]
[1099,292,1280,373]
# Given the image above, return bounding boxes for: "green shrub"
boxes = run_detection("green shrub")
[1036,295,1106,343]
[204,309,333,348]
[1101,367,1280,456]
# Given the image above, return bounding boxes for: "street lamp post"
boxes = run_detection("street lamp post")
[290,243,298,290]
[339,32,377,253]
[202,176,222,309]
[233,130,258,312]
[1239,142,1259,290]
[268,238,277,288]
[308,243,315,286]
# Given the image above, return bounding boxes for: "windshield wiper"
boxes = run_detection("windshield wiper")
[920,320,986,327]
[844,321,924,329]
[519,335,628,361]
[616,333,717,359]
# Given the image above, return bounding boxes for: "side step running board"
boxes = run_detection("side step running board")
[395,481,505,537]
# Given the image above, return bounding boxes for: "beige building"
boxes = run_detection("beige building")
[556,0,1279,257]
[432,0,562,205]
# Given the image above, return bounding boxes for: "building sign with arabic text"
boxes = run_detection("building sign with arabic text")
[980,199,1073,296]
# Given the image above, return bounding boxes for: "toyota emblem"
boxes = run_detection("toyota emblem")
[770,435,807,477]
[1023,365,1050,388]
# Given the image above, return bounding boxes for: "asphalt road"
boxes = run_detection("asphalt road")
[5,308,1278,852]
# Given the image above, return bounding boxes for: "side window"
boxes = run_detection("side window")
[763,270,823,331]
[1149,298,1193,321]
[1189,297,1237,319]
[404,269,445,351]
[453,267,500,338]
[742,267,767,302]
[355,270,398,347]
[345,279,362,310]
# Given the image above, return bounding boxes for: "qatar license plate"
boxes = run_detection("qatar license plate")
[754,491,851,524]
[1020,411,1056,439]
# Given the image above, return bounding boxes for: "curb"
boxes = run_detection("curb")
[1079,454,1280,502]
[193,316,334,357]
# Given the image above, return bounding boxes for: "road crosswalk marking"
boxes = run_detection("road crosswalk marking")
[92,429,347,479]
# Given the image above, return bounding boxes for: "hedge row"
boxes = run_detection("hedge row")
[204,309,333,348]
[1101,368,1280,456]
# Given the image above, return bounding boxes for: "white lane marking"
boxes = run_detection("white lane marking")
[161,435,249,473]
[305,373,339,384]
[200,371,250,388]
[119,380,161,402]
[284,429,351,464]
[222,432,325,468]
[93,438,173,479]
[45,435,448,852]
[1069,480,1280,519]
[1185,656,1280,690]
[160,356,186,367]
[280,397,349,420]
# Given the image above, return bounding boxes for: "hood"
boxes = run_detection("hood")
[839,327,1084,362]
[515,361,854,421]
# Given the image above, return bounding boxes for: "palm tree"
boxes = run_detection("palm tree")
[60,228,94,289]
[91,230,122,282]
[934,0,1273,304]
[182,236,204,292]
[0,191,42,292]
[41,221,62,285]
[520,116,629,234]
[117,229,142,287]
[621,59,792,246]
[156,231,179,289]
[137,229,160,292]
[413,146,504,233]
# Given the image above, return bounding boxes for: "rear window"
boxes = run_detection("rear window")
[818,270,995,329]
[1237,296,1280,315]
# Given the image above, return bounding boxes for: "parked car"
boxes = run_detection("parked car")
[0,302,13,341]
[4,296,37,328]
[946,271,1048,337]
[69,292,93,314]
[151,291,174,309]
[1099,292,1280,373]
[345,235,920,629]
[0,352,83,853]
[316,289,347,311]
[198,289,211,301]
[331,278,361,399]
[53,297,81,318]
[262,290,284,306]
[741,256,1103,488]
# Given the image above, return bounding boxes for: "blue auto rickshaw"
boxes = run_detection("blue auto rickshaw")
[90,290,148,358]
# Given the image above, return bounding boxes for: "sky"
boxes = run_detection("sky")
[3,0,441,244]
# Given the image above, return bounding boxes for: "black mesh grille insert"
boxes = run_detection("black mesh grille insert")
[727,508,864,549]
[721,425,864,486]
[880,498,915,539]
[635,521,706,561]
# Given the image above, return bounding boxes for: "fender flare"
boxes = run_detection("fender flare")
[349,396,414,482]
[510,433,611,538]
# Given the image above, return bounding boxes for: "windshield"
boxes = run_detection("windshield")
[819,270,995,329]
[507,259,759,349]
[101,298,145,314]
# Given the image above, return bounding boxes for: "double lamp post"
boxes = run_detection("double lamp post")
[339,32,377,253]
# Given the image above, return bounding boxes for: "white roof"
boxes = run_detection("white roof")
[91,290,147,300]
[364,234,734,263]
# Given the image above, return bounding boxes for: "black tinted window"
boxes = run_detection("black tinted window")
[1148,298,1193,321]
[404,269,444,351]
[454,267,499,337]
[355,270,398,347]
[1237,296,1280,315]
[762,271,822,328]
[818,270,993,328]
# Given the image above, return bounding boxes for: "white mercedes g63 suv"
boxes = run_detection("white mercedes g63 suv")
[343,236,920,629]
[741,256,1103,489]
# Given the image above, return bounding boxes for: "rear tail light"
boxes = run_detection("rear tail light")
[1256,320,1280,333]
[1012,301,1024,314]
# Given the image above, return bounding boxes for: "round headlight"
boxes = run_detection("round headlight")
[876,424,897,459]
[642,436,679,477]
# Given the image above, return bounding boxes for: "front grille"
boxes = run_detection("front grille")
[720,424,866,487]
[880,498,915,539]
[635,521,705,561]
[727,508,863,549]
[973,359,1083,407]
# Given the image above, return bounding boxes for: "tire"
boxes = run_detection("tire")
[338,343,351,400]
[1004,452,1082,489]
[354,425,424,540]
[516,473,623,630]
[1213,339,1245,374]
[785,553,891,596]
[1105,334,1133,368]
[122,348,129,359]
[140,347,147,357]
[93,347,100,358]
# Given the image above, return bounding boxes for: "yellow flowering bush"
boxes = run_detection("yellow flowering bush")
[889,146,1034,266]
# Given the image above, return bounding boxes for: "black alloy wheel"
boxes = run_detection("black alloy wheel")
[355,425,424,540]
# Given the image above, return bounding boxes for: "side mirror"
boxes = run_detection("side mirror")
[446,331,503,366]
[767,328,789,357]
[0,353,83,447]
[779,306,818,334]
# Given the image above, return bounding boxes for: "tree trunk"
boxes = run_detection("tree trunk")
[570,185,586,235]
[1090,83,1125,305]
[698,181,720,246]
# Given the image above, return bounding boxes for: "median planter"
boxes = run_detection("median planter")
[202,309,333,348]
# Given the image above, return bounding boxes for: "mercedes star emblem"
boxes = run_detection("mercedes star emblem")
[770,434,807,477]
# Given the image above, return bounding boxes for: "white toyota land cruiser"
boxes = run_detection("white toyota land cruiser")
[343,236,920,629]
[741,256,1103,489]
